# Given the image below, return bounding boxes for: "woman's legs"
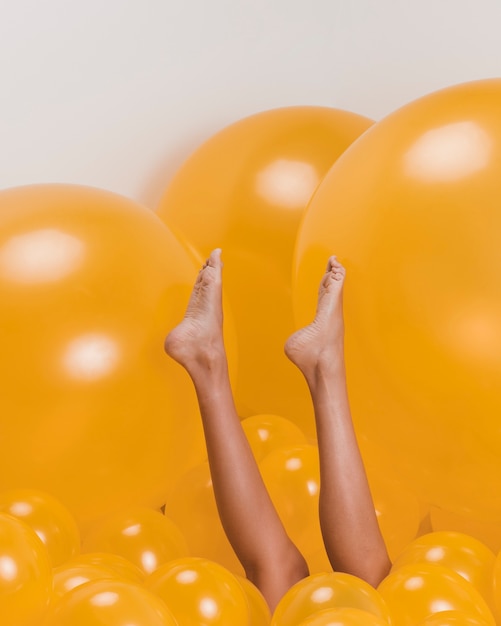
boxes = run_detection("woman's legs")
[164,249,391,611]
[285,256,391,586]
[164,249,308,611]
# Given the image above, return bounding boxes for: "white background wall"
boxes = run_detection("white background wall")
[1,0,500,209]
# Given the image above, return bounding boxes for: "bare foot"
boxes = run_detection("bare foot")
[164,248,225,372]
[285,256,346,381]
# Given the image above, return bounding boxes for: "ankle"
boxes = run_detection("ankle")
[304,349,346,389]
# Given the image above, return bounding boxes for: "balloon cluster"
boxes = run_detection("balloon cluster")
[0,79,500,625]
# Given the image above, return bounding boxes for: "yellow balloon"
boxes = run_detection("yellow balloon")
[294,79,501,518]
[145,556,251,625]
[0,488,80,567]
[164,460,244,576]
[391,532,496,612]
[65,552,145,583]
[52,563,123,605]
[43,578,177,625]
[81,507,189,577]
[0,184,206,526]
[297,607,391,626]
[242,414,309,462]
[0,512,52,625]
[157,106,373,437]
[491,548,501,621]
[271,572,392,626]
[236,575,272,626]
[416,610,492,626]
[259,444,330,573]
[377,563,495,626]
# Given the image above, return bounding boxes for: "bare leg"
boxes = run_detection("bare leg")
[285,256,391,586]
[165,249,308,611]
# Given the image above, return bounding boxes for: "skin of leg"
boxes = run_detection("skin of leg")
[164,249,309,611]
[285,257,392,587]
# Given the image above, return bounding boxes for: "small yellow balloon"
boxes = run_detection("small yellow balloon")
[52,563,123,605]
[0,512,52,625]
[259,445,329,573]
[391,532,496,612]
[145,556,251,626]
[164,461,244,575]
[297,607,391,626]
[66,552,145,583]
[416,610,493,626]
[490,548,501,621]
[271,572,392,626]
[236,575,272,626]
[81,507,189,577]
[242,414,309,462]
[378,563,495,626]
[0,488,80,567]
[44,578,177,625]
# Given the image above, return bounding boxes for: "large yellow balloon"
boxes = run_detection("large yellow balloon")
[81,507,189,577]
[0,184,206,526]
[0,488,80,567]
[294,79,501,517]
[0,512,52,625]
[157,106,373,437]
[145,556,251,626]
[44,578,177,625]
[271,572,392,626]
[377,563,495,626]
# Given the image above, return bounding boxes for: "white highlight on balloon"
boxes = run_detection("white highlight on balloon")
[0,556,18,582]
[63,333,120,381]
[404,121,491,182]
[0,229,84,284]
[256,160,320,208]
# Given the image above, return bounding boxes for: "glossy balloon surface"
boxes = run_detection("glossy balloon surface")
[145,556,251,625]
[81,507,189,576]
[378,563,495,626]
[0,488,80,567]
[52,563,123,604]
[242,414,308,462]
[164,461,244,575]
[65,552,144,583]
[391,532,496,611]
[416,610,492,626]
[0,512,52,625]
[236,575,272,626]
[294,79,501,517]
[259,444,329,573]
[0,184,206,525]
[271,572,392,626]
[44,578,177,625]
[297,607,391,626]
